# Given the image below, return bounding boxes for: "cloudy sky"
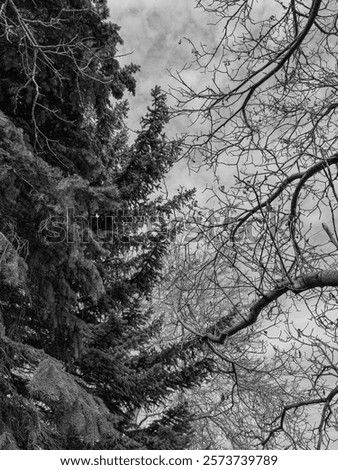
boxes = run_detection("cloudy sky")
[109,0,209,125]
[108,0,219,203]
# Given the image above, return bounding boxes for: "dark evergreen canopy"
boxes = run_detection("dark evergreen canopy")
[0,0,211,449]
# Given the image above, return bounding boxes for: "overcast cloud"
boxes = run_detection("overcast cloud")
[109,0,211,123]
[108,0,220,202]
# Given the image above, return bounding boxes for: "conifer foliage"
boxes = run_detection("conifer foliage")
[0,0,211,449]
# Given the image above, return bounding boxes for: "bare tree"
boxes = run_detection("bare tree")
[169,0,338,449]
[153,234,303,450]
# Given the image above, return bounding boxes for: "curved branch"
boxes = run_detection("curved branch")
[231,153,338,246]
[212,0,323,133]
[289,153,338,255]
[203,270,338,343]
[231,171,304,242]
[261,385,338,448]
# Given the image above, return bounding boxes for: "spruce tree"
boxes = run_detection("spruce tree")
[0,0,211,449]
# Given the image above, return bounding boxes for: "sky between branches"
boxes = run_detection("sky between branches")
[109,0,223,203]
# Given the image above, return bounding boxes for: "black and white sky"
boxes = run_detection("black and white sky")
[109,0,221,203]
